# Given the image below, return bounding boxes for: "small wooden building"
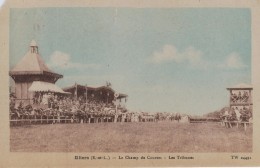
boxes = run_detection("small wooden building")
[226,83,253,117]
[9,40,63,104]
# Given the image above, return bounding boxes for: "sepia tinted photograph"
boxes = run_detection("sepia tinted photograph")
[8,7,253,154]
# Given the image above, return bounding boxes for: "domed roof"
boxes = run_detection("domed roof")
[9,40,63,79]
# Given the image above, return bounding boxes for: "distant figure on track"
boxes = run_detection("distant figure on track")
[175,113,181,122]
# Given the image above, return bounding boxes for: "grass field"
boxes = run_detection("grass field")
[10,122,252,152]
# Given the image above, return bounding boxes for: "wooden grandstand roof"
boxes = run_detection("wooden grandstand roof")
[62,83,128,98]
[226,83,253,90]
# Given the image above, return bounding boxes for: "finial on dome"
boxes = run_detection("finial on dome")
[30,40,37,47]
[30,40,38,53]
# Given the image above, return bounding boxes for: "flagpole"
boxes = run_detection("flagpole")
[85,84,88,103]
[75,82,78,100]
[85,84,88,121]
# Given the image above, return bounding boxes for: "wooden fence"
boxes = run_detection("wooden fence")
[189,118,221,123]
[10,115,132,126]
[221,120,252,131]
[189,118,252,131]
[10,116,74,126]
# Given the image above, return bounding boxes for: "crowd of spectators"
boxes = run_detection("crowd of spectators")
[10,92,119,119]
[222,106,252,122]
[230,91,250,103]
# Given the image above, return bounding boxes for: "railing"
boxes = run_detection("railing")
[9,114,132,126]
[221,120,252,131]
[189,118,221,123]
[10,116,74,126]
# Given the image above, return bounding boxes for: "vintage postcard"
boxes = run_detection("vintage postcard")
[0,0,260,167]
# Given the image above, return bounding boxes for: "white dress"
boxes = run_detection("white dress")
[235,109,241,121]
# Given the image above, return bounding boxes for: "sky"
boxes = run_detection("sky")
[9,8,251,115]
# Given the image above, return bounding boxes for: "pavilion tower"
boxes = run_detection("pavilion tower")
[9,40,63,104]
